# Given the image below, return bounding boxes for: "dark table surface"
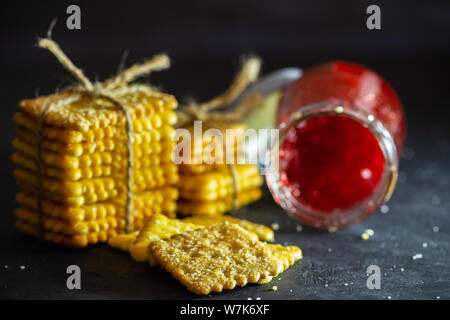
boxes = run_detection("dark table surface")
[1,0,450,300]
[1,140,449,300]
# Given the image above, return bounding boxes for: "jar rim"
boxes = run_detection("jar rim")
[266,100,398,230]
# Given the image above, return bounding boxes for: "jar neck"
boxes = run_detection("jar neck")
[267,101,399,230]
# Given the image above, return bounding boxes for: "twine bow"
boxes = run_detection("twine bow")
[176,57,263,128]
[176,57,263,210]
[35,37,170,235]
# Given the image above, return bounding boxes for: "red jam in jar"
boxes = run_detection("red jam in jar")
[267,61,406,229]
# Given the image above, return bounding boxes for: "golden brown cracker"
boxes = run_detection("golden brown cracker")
[177,188,262,216]
[131,214,202,264]
[108,232,139,252]
[258,244,303,284]
[15,220,118,248]
[183,215,274,242]
[150,221,282,295]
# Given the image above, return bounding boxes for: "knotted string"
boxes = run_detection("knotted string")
[176,57,263,211]
[36,37,169,235]
[176,57,263,128]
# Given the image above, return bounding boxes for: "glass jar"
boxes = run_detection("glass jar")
[266,61,406,230]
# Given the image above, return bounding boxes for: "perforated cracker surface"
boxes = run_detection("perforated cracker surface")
[150,221,282,295]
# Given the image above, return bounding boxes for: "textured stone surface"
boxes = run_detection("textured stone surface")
[2,137,449,299]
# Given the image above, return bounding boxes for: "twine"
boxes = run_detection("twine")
[35,37,169,235]
[176,57,263,128]
[176,57,263,211]
[227,164,239,210]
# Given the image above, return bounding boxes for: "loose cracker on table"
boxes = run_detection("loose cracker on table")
[108,231,139,252]
[149,221,283,295]
[108,213,201,265]
[183,215,274,242]
[108,213,275,265]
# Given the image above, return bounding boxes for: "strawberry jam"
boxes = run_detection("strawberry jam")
[269,61,405,228]
[280,115,386,212]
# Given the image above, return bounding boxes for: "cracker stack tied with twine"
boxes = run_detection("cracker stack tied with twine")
[13,36,179,248]
[176,57,265,216]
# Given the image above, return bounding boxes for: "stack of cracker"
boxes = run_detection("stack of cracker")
[176,121,263,216]
[13,91,179,247]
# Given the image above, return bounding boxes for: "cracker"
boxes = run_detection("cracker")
[178,165,262,200]
[258,244,302,284]
[15,220,118,248]
[108,232,139,252]
[149,221,283,295]
[129,213,201,264]
[108,214,199,262]
[110,213,272,265]
[183,215,274,242]
[177,188,262,216]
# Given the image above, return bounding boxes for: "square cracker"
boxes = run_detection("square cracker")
[108,213,273,265]
[183,215,274,242]
[150,221,283,295]
[129,213,201,264]
[267,244,302,270]
[258,244,303,284]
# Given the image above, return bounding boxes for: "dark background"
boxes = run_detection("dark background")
[1,0,449,299]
